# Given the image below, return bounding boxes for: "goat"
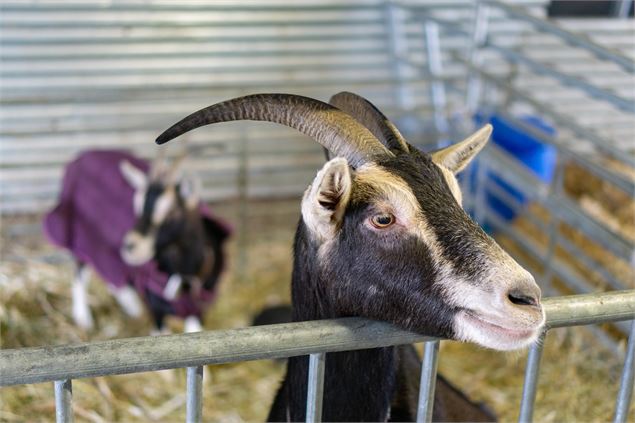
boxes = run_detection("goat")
[156,93,545,422]
[43,150,230,334]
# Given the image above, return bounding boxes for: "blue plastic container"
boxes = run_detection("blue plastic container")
[472,113,558,224]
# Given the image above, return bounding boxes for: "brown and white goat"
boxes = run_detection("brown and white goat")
[156,93,545,421]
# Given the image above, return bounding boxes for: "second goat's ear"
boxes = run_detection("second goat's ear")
[179,177,200,210]
[301,157,352,241]
[432,124,492,174]
[120,160,147,190]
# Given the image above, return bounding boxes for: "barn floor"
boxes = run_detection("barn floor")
[0,199,632,422]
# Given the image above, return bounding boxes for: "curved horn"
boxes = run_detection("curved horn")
[156,94,393,168]
[329,92,410,153]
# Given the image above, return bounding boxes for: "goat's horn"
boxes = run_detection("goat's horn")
[329,92,410,153]
[156,94,393,168]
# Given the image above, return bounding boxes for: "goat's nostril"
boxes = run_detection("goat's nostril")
[507,289,539,307]
[123,242,135,252]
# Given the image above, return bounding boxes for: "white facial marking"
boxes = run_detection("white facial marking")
[453,308,544,351]
[133,189,145,216]
[152,189,176,225]
[353,163,545,351]
[354,163,444,258]
[121,231,155,266]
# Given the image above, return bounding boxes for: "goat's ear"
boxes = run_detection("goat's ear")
[179,177,200,210]
[120,160,147,190]
[301,157,352,241]
[432,124,492,174]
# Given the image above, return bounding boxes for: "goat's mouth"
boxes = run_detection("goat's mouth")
[454,309,544,351]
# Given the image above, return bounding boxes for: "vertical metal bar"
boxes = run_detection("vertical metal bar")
[54,379,73,423]
[613,0,631,18]
[424,20,449,141]
[466,2,490,112]
[186,366,203,423]
[613,321,635,423]
[385,2,413,111]
[306,352,326,423]
[416,340,440,423]
[518,332,546,423]
[540,158,565,296]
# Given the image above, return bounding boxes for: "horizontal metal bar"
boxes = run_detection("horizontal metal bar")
[0,17,384,29]
[2,33,385,47]
[543,291,635,329]
[0,59,391,79]
[482,0,635,73]
[0,319,435,386]
[481,145,634,264]
[2,46,387,63]
[481,209,632,335]
[459,56,635,170]
[0,3,384,13]
[409,11,635,114]
[1,291,633,387]
[487,43,634,113]
[0,75,429,102]
[483,181,628,292]
[483,209,599,293]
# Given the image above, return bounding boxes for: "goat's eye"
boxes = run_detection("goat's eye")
[370,213,395,228]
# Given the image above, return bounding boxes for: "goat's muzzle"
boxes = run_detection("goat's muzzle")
[120,230,155,266]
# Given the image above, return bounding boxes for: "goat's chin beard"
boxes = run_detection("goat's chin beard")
[453,310,545,351]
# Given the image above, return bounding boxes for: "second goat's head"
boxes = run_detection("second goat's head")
[119,152,199,266]
[156,92,545,350]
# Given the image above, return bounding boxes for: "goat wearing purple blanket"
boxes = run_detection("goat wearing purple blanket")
[44,150,231,333]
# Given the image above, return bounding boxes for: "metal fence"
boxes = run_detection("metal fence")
[395,0,635,351]
[1,2,633,422]
[1,290,634,423]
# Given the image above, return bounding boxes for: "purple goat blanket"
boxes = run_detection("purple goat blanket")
[43,150,231,318]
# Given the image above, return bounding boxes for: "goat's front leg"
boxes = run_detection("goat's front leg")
[112,283,144,318]
[72,262,93,329]
[184,315,203,333]
[163,274,183,301]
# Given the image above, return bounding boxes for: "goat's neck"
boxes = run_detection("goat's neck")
[282,225,397,422]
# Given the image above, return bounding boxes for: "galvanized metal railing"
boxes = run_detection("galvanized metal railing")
[1,290,634,423]
[395,0,635,352]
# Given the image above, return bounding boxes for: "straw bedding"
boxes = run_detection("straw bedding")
[1,196,632,422]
